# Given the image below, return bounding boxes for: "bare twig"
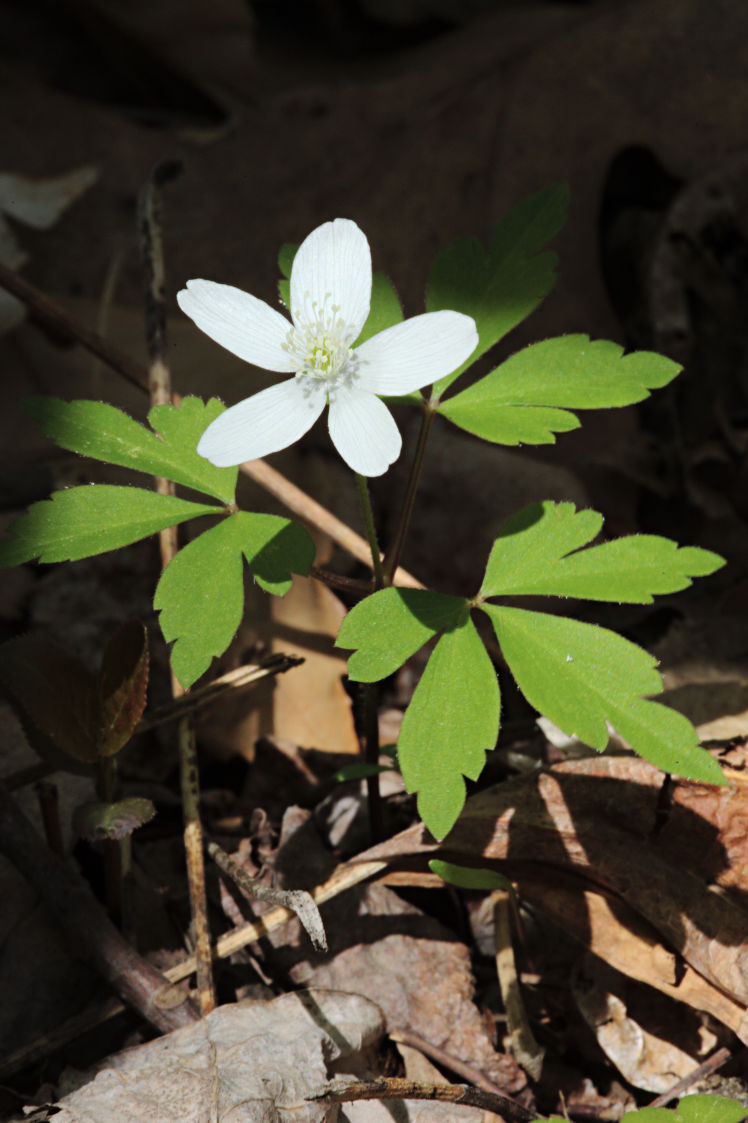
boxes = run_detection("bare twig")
[306,1077,540,1122]
[138,159,215,1014]
[647,1046,733,1108]
[390,1026,523,1100]
[207,841,327,952]
[0,782,199,1032]
[135,654,304,733]
[0,260,149,393]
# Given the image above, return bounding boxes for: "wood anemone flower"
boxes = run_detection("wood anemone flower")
[178,218,478,476]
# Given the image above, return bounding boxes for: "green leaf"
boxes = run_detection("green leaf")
[428,859,513,892]
[239,511,315,595]
[97,621,149,757]
[439,335,682,445]
[483,604,725,784]
[279,244,403,346]
[155,512,314,688]
[398,616,500,839]
[353,272,404,346]
[479,501,724,602]
[278,242,298,280]
[0,634,99,762]
[0,486,221,566]
[336,587,468,683]
[671,1095,747,1123]
[628,1099,747,1123]
[428,183,568,398]
[25,396,238,503]
[73,797,156,841]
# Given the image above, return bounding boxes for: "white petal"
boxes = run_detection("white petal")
[290,219,371,343]
[327,386,402,476]
[177,279,295,372]
[354,310,479,395]
[197,378,326,466]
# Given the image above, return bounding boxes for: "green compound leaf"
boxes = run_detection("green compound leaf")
[627,1098,747,1123]
[278,242,403,345]
[336,587,468,683]
[483,604,725,785]
[0,486,221,566]
[428,183,568,398]
[428,859,513,892]
[439,335,682,445]
[155,511,314,688]
[479,501,725,603]
[398,615,501,840]
[25,396,238,503]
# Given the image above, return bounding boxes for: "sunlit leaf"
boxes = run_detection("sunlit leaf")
[428,183,568,397]
[483,604,725,784]
[439,336,682,445]
[627,1098,747,1123]
[0,486,222,566]
[479,501,724,602]
[25,396,238,503]
[336,587,467,683]
[155,512,314,688]
[398,615,500,839]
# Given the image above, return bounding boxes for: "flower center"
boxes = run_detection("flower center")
[282,294,357,383]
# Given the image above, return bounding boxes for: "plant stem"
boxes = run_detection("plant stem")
[382,403,435,586]
[354,473,385,841]
[97,756,122,927]
[355,473,385,588]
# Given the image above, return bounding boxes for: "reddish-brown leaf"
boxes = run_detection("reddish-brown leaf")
[0,634,98,761]
[97,620,149,757]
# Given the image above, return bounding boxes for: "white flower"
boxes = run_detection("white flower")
[178,218,478,476]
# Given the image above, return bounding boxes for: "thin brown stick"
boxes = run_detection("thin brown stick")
[0,782,199,1033]
[390,1026,523,1100]
[0,260,149,393]
[138,160,215,1014]
[647,1046,733,1108]
[305,1077,540,1122]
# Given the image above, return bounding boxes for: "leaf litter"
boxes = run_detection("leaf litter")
[3,0,748,1118]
